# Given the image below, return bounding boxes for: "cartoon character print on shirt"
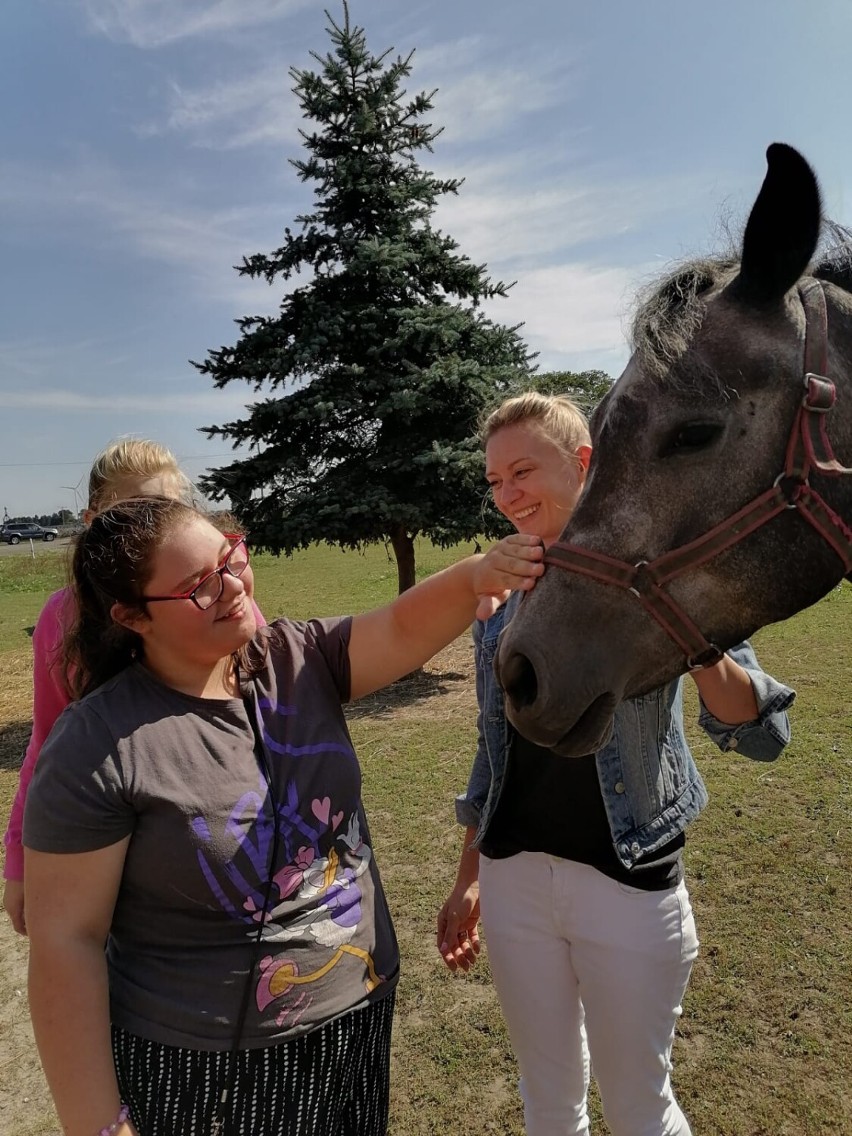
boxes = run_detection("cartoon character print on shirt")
[191,699,383,1030]
[255,807,384,1028]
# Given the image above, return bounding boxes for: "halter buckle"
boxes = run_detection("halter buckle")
[803,373,835,412]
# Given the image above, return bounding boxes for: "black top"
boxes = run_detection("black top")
[481,732,683,892]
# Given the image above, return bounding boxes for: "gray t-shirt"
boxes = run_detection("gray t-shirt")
[24,617,399,1051]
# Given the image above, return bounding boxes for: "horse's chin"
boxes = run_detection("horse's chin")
[549,716,615,758]
[507,693,618,758]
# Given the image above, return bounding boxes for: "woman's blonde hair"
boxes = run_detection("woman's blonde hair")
[480,391,591,456]
[87,439,194,511]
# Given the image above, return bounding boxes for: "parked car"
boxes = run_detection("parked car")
[1,523,59,544]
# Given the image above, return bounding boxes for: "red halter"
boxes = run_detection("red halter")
[543,281,852,670]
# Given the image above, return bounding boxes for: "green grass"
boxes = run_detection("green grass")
[0,549,73,655]
[0,553,70,595]
[0,537,481,654]
[673,584,852,1135]
[1,544,850,1135]
[250,537,482,620]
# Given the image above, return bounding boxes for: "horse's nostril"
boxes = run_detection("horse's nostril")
[500,651,539,709]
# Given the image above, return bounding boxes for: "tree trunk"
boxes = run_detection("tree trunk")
[389,524,416,595]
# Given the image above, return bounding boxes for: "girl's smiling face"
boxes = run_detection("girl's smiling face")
[485,422,591,547]
[116,517,257,676]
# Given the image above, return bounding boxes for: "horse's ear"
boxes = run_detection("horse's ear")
[731,143,822,305]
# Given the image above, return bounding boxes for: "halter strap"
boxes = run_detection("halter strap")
[789,281,850,478]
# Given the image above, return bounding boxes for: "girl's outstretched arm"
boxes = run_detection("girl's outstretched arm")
[348,534,543,701]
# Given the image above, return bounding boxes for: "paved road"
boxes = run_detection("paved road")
[0,536,74,557]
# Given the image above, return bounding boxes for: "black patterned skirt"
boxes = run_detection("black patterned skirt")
[111,992,395,1136]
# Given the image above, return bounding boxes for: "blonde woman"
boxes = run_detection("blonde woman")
[437,392,794,1136]
[24,497,541,1135]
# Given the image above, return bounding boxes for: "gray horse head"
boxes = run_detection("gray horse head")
[495,143,852,756]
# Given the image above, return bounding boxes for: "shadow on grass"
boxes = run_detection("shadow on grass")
[0,720,30,770]
[347,668,467,720]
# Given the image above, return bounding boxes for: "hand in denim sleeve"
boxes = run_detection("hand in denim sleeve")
[698,640,795,761]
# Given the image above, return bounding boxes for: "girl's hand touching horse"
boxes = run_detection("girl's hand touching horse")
[473,534,544,621]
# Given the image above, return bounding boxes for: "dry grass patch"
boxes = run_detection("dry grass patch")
[0,648,34,772]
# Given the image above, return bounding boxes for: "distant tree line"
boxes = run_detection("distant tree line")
[519,369,612,411]
[4,510,77,527]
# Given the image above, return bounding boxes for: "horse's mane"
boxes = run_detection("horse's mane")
[631,221,852,382]
[814,221,852,291]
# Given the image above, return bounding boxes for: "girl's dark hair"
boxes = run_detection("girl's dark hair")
[64,496,264,699]
[63,497,198,698]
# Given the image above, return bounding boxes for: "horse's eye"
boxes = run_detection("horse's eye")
[661,422,723,456]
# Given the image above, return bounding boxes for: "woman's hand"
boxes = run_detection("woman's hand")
[472,533,544,621]
[3,879,26,935]
[437,881,482,973]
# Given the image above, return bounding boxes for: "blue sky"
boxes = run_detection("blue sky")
[2,0,851,516]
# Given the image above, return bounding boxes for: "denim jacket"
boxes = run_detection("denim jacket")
[456,593,796,869]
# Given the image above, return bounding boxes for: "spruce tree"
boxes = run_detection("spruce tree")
[194,3,534,592]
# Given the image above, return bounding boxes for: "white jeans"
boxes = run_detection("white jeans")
[479,852,699,1136]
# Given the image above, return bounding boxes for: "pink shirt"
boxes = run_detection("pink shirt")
[3,587,266,881]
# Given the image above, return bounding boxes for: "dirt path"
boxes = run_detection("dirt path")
[0,923,57,1136]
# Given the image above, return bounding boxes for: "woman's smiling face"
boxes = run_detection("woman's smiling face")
[119,516,257,673]
[485,422,590,547]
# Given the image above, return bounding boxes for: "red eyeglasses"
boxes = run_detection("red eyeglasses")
[141,536,250,612]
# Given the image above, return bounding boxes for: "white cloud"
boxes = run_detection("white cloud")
[0,158,290,310]
[437,175,627,268]
[484,262,636,373]
[140,30,570,152]
[0,335,261,418]
[0,149,685,379]
[433,153,718,275]
[99,194,283,308]
[81,0,312,48]
[0,383,254,416]
[145,70,303,150]
[425,63,570,147]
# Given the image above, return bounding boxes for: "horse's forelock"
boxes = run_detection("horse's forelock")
[630,258,736,381]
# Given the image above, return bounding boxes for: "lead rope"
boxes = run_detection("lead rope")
[212,666,280,1136]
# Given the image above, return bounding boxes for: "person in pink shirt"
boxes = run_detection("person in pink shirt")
[2,438,265,934]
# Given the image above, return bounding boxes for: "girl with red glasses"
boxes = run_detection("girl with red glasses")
[22,495,542,1136]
